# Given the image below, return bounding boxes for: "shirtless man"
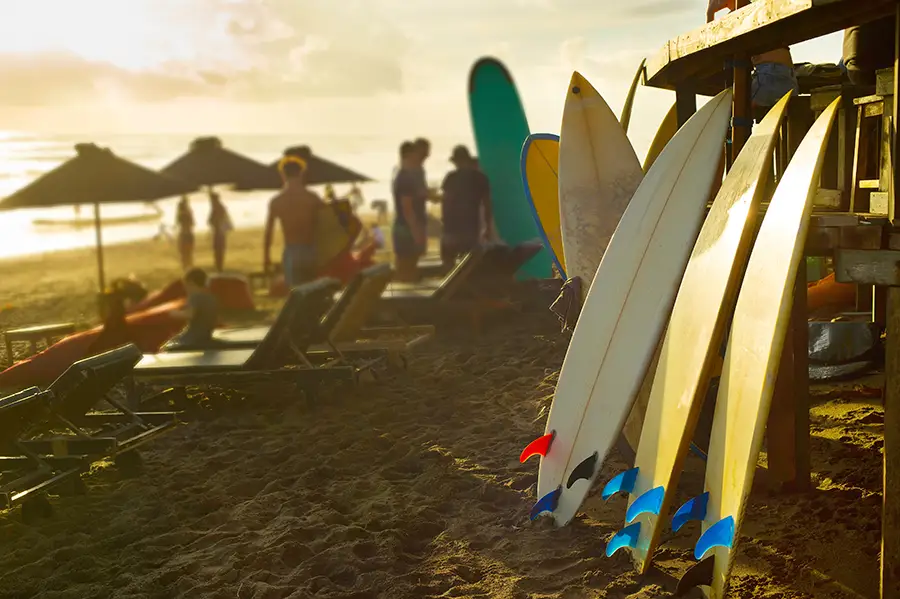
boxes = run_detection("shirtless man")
[263,156,323,289]
[707,0,798,108]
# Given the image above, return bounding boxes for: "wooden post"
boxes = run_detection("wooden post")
[731,0,753,157]
[883,8,900,598]
[675,84,697,128]
[884,285,900,598]
[766,260,810,491]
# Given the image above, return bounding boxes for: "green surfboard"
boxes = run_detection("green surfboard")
[468,57,551,279]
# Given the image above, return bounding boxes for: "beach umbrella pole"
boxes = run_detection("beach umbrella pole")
[93,201,106,296]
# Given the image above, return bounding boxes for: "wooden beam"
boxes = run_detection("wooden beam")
[834,249,900,285]
[884,286,900,598]
[645,0,897,92]
[675,85,697,127]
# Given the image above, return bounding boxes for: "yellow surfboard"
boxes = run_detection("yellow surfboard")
[603,93,793,572]
[521,134,564,275]
[314,202,353,268]
[674,98,841,599]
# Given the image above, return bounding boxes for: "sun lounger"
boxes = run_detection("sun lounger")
[134,280,357,399]
[375,243,543,333]
[211,265,435,369]
[0,387,87,521]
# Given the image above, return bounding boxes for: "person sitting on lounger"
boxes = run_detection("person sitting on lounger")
[162,268,218,351]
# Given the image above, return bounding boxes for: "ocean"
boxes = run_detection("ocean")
[0,131,464,260]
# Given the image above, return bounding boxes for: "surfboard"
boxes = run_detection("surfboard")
[521,89,732,527]
[468,57,551,279]
[602,93,793,572]
[620,58,646,134]
[520,134,564,276]
[314,203,353,267]
[643,103,678,173]
[558,72,643,301]
[673,98,840,599]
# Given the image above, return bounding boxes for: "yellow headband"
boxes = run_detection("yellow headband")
[278,155,307,174]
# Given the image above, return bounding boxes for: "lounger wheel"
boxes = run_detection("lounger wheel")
[21,494,53,523]
[115,451,144,478]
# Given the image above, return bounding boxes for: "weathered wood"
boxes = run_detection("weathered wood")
[884,286,900,598]
[874,192,892,215]
[814,188,843,208]
[805,224,883,255]
[766,261,810,491]
[645,0,897,93]
[834,249,900,285]
[878,67,895,97]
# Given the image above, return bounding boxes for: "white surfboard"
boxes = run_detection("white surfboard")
[558,72,643,301]
[524,89,732,527]
[603,93,793,572]
[674,98,840,599]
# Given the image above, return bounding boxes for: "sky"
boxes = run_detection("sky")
[0,0,844,158]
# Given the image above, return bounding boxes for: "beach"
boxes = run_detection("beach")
[0,232,884,598]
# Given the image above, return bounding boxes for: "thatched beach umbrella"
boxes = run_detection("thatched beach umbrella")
[233,145,372,190]
[161,136,275,189]
[0,143,197,294]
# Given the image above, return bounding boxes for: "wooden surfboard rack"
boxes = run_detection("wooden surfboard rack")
[643,1,900,596]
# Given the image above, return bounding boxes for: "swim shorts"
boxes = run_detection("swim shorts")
[751,62,799,107]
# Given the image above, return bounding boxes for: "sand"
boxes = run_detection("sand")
[0,230,884,598]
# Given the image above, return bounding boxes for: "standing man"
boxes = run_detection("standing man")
[263,156,323,289]
[392,141,428,282]
[707,0,798,109]
[440,145,493,269]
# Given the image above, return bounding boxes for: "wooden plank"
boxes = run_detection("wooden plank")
[834,249,900,285]
[873,192,892,214]
[884,286,900,598]
[645,0,897,92]
[814,188,843,208]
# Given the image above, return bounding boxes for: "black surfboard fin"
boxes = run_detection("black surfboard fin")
[566,451,598,488]
[676,556,714,596]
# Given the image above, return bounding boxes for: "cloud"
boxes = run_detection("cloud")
[0,0,410,107]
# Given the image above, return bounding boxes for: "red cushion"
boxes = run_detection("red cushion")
[209,275,255,311]
[0,299,187,390]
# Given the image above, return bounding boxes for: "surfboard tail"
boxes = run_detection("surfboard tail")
[520,432,555,463]
[672,492,709,532]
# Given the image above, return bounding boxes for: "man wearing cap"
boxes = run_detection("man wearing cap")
[440,145,493,269]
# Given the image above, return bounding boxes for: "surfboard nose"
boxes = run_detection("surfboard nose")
[568,71,588,96]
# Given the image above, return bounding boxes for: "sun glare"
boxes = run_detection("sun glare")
[0,1,178,70]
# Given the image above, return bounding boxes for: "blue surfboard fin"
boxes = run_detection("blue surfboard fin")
[694,516,735,560]
[601,467,638,500]
[676,555,715,595]
[689,442,708,461]
[672,492,709,532]
[529,486,562,520]
[605,522,641,557]
[626,486,665,523]
[566,451,598,489]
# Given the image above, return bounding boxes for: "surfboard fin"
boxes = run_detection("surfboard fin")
[694,516,735,560]
[689,442,708,461]
[672,492,709,533]
[675,555,714,595]
[601,467,638,500]
[605,522,641,557]
[566,451,598,489]
[529,486,562,520]
[520,432,555,463]
[625,486,665,523]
